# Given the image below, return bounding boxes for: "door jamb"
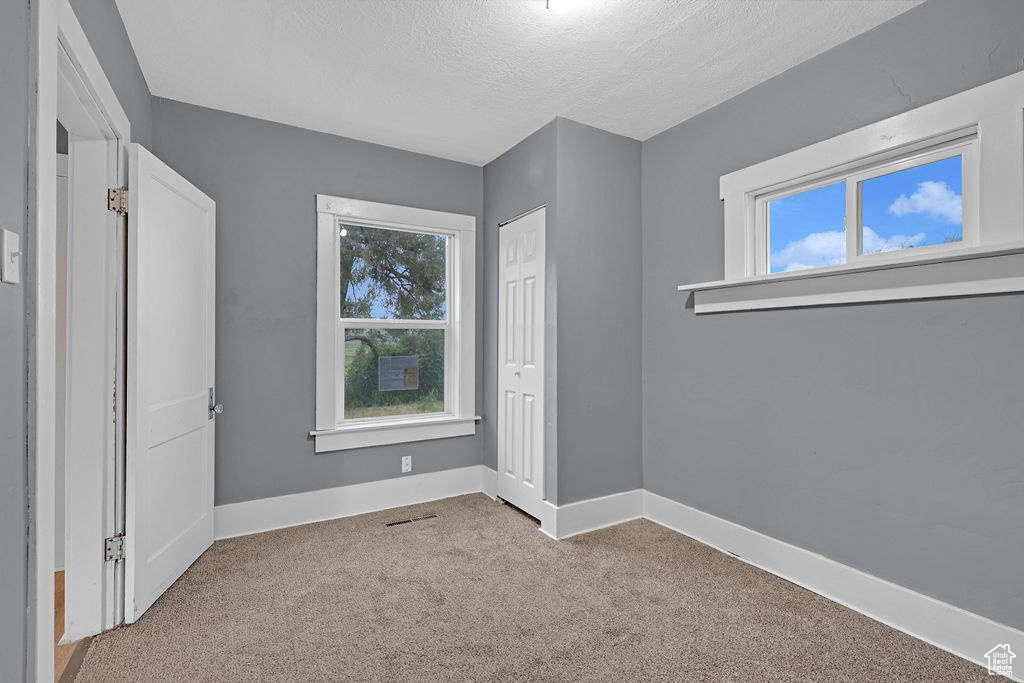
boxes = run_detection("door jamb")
[29,1,131,679]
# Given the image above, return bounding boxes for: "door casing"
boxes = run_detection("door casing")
[29,1,130,679]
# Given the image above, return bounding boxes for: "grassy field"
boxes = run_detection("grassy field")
[346,396,444,420]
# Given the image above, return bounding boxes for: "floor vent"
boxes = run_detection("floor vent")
[385,513,438,527]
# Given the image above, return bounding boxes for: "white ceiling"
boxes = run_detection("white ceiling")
[116,0,922,166]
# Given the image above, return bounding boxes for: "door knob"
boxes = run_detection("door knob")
[209,388,223,419]
[514,370,520,376]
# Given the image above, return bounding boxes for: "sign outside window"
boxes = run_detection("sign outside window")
[379,356,419,391]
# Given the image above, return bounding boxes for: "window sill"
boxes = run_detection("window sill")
[678,243,1024,313]
[310,415,480,453]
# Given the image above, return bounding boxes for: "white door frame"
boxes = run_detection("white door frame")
[28,0,130,679]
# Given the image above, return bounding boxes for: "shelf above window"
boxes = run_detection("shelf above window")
[678,243,1024,314]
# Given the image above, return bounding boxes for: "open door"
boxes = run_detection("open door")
[125,143,216,622]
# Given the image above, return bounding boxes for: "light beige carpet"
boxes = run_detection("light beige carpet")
[76,493,987,682]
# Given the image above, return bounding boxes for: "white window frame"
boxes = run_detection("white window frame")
[680,69,1024,313]
[312,195,476,452]
[755,133,979,275]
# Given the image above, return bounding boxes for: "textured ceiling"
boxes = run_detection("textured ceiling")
[116,0,922,165]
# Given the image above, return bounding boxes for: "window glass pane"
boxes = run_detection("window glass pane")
[344,328,445,419]
[861,155,962,254]
[768,181,847,273]
[340,224,447,319]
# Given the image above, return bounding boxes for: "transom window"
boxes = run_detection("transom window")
[314,195,476,452]
[698,72,1024,313]
[758,136,975,275]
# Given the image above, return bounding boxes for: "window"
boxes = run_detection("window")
[313,195,476,452]
[686,69,1024,313]
[758,136,976,276]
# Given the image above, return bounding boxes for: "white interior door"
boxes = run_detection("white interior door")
[497,208,546,519]
[125,143,216,622]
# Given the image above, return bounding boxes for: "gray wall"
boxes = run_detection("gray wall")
[69,0,153,147]
[482,121,560,500]
[483,118,642,505]
[641,0,1024,630]
[0,2,30,678]
[151,98,485,505]
[554,119,642,503]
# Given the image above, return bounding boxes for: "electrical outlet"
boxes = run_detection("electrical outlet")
[401,455,412,473]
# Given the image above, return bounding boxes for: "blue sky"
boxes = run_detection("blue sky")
[769,156,963,273]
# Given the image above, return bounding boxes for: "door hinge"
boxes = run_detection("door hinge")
[104,534,125,562]
[107,187,128,216]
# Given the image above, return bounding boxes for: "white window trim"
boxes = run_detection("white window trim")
[681,69,1024,313]
[313,195,476,452]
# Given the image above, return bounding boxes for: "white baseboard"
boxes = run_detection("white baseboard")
[480,463,497,499]
[540,489,644,540]
[642,490,1023,680]
[213,465,1022,678]
[477,467,641,539]
[214,465,488,540]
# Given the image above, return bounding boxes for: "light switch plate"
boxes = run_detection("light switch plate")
[1,230,20,284]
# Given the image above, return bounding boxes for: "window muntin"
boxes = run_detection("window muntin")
[756,136,975,276]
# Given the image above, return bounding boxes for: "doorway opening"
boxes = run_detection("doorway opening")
[53,82,126,681]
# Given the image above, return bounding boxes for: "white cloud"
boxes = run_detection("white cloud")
[770,229,845,272]
[862,226,926,254]
[887,180,962,223]
[770,227,926,271]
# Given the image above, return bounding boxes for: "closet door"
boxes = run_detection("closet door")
[497,208,546,519]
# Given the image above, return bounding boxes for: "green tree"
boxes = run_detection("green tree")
[340,225,446,319]
[344,329,444,412]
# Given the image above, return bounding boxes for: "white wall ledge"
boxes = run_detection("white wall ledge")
[678,243,1024,313]
[311,415,480,453]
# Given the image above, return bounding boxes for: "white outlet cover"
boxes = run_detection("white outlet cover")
[1,230,21,284]
[401,456,412,473]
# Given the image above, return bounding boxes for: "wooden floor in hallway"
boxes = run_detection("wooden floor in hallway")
[54,571,89,682]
